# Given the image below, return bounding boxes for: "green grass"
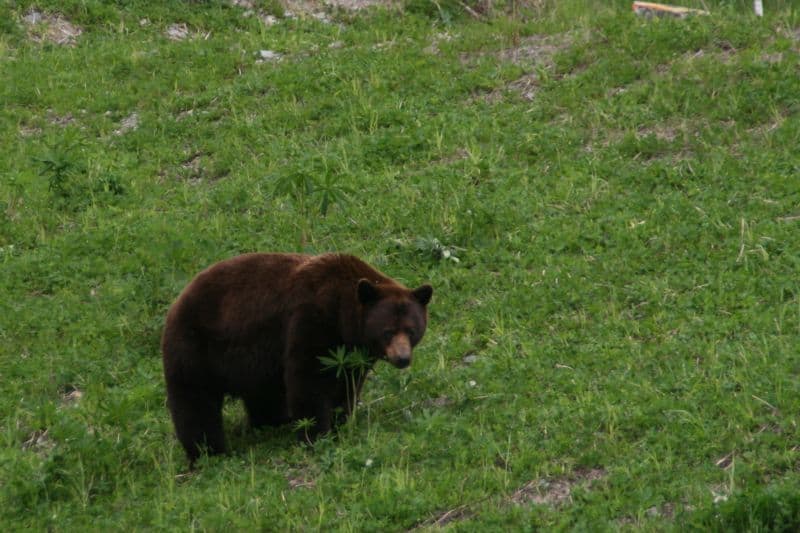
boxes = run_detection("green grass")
[2,0,800,529]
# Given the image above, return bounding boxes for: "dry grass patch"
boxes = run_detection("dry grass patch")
[411,503,473,529]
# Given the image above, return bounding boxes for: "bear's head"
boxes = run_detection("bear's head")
[357,279,433,369]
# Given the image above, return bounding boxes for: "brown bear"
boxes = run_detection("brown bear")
[161,252,432,464]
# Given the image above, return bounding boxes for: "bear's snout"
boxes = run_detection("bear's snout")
[385,333,412,369]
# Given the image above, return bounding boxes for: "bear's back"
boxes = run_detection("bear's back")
[166,253,307,334]
[165,253,399,336]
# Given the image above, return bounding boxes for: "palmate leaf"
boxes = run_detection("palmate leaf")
[272,172,315,201]
[318,347,370,378]
[317,186,352,215]
[271,170,352,216]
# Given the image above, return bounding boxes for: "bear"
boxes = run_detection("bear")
[161,252,433,464]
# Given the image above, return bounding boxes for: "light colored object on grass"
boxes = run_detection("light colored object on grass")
[166,23,190,41]
[257,50,283,62]
[23,9,83,46]
[632,1,709,17]
[114,113,140,135]
[754,0,763,17]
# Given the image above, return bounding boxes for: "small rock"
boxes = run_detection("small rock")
[259,14,279,26]
[257,50,282,62]
[63,389,83,405]
[166,23,189,41]
[329,41,345,49]
[23,10,43,25]
[312,12,332,24]
[139,18,149,27]
[429,396,451,407]
[114,112,139,135]
[468,380,477,387]
[176,109,194,121]
[463,354,479,364]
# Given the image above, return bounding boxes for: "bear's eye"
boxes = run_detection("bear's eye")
[407,328,417,338]
[382,330,395,342]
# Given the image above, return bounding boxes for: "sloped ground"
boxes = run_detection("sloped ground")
[2,0,800,530]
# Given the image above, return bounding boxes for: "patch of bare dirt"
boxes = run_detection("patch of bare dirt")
[23,429,55,453]
[747,113,785,138]
[424,395,452,408]
[585,118,705,155]
[496,34,570,67]
[62,387,83,406]
[47,110,76,127]
[114,113,140,135]
[287,475,316,489]
[615,502,679,527]
[761,52,784,64]
[463,33,574,69]
[511,467,607,507]
[23,9,82,46]
[288,0,388,11]
[507,74,538,101]
[779,27,800,50]
[19,125,42,137]
[637,123,679,142]
[464,32,580,103]
[181,152,204,181]
[647,502,676,519]
[324,0,379,9]
[431,148,468,166]
[424,31,455,55]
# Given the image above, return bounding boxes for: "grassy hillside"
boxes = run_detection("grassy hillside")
[2,0,800,529]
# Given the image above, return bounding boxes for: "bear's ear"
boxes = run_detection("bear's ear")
[357,279,381,304]
[412,284,433,306]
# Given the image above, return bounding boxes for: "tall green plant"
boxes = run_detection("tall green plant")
[271,170,353,246]
[318,347,372,426]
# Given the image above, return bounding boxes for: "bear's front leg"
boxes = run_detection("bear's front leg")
[283,308,349,443]
[285,376,335,444]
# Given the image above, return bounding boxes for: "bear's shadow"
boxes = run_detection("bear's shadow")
[222,398,297,453]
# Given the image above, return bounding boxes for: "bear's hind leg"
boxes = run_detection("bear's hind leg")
[243,387,290,429]
[167,383,225,464]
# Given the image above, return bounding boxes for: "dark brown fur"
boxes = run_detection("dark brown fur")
[161,253,432,464]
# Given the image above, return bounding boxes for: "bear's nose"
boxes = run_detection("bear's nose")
[385,333,412,369]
